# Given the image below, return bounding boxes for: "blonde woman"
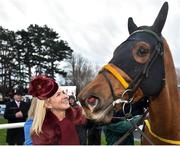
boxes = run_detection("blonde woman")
[24,98,37,145]
[28,75,84,145]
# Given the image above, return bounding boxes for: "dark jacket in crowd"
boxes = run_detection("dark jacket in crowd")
[4,100,29,144]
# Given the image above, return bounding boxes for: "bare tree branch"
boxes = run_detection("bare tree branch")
[65,53,100,95]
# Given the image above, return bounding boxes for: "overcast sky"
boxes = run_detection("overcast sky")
[1,0,180,68]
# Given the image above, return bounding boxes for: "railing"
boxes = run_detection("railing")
[0,122,25,129]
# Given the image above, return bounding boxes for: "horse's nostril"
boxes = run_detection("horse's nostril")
[85,96,99,109]
[87,97,96,104]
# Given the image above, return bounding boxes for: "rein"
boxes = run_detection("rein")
[112,109,155,145]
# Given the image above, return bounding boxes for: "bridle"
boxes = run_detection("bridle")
[99,29,165,115]
[98,29,165,145]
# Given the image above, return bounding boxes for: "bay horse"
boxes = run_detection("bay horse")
[78,2,180,145]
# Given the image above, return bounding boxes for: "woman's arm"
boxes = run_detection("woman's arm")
[32,132,51,145]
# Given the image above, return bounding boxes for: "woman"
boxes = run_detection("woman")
[28,75,83,145]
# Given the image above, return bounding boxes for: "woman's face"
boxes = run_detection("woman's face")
[47,88,70,111]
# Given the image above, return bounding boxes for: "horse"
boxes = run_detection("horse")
[78,2,180,145]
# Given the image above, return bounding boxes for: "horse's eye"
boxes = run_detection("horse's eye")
[137,48,149,57]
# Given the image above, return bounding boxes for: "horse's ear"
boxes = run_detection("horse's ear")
[152,2,168,35]
[128,17,137,34]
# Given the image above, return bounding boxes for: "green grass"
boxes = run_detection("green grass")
[0,117,8,145]
[101,131,107,145]
[134,140,141,145]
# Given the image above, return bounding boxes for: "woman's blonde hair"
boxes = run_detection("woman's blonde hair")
[28,98,37,119]
[31,98,46,135]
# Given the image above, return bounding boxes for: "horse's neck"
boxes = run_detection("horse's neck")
[148,40,180,142]
[149,86,180,139]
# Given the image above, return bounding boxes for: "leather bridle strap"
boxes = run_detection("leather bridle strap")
[127,41,163,95]
[102,64,142,106]
[100,64,132,104]
[103,64,129,89]
[123,29,163,95]
[101,71,116,100]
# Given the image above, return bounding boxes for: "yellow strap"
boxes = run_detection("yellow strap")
[144,120,180,145]
[103,64,129,89]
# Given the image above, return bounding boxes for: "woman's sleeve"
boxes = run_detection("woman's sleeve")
[66,106,87,125]
[32,132,51,145]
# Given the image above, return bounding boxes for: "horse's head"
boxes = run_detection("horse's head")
[78,2,169,123]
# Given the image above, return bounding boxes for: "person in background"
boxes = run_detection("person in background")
[4,89,29,145]
[103,117,140,145]
[24,98,37,145]
[103,101,145,145]
[86,120,102,145]
[69,95,87,145]
[28,75,86,145]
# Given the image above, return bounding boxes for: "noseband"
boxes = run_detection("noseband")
[99,29,164,115]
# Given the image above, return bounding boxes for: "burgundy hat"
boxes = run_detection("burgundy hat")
[28,75,58,100]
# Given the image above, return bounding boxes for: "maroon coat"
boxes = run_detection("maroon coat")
[32,109,80,145]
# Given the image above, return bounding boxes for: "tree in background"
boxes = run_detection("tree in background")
[0,25,73,98]
[0,27,16,96]
[65,53,100,95]
[16,29,34,81]
[27,24,72,77]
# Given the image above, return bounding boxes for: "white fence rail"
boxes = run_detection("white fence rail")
[0,122,25,130]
